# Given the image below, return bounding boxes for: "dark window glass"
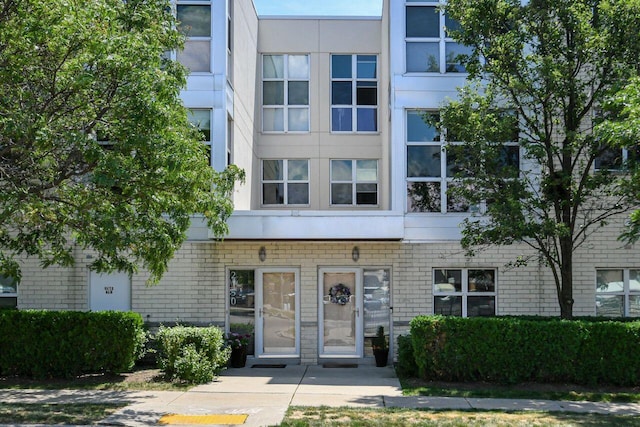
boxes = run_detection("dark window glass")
[406,6,439,38]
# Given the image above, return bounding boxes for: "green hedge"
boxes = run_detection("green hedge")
[406,315,640,386]
[0,310,146,378]
[156,325,229,384]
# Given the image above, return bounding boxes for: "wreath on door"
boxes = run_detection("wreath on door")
[329,283,351,305]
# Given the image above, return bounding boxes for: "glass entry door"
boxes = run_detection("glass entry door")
[319,268,363,357]
[256,269,299,357]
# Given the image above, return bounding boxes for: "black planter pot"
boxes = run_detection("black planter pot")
[373,349,388,367]
[230,346,247,368]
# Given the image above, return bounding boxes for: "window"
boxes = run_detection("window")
[262,55,310,132]
[433,269,496,317]
[405,1,472,73]
[262,159,309,205]
[331,160,378,206]
[406,110,519,213]
[331,55,378,132]
[187,109,212,166]
[0,275,17,309]
[595,146,639,172]
[596,269,640,317]
[176,2,212,72]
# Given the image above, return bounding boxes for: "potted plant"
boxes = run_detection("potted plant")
[226,332,251,368]
[371,326,389,367]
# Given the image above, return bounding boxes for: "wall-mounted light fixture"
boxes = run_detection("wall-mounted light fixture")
[352,246,360,262]
[259,246,267,262]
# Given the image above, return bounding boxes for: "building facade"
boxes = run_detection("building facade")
[6,0,639,365]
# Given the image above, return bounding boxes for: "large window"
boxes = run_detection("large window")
[263,55,310,132]
[330,160,378,206]
[596,269,640,317]
[406,110,519,213]
[187,109,212,166]
[176,2,212,73]
[331,55,378,132]
[0,275,17,309]
[433,268,496,317]
[595,146,639,172]
[262,159,309,206]
[405,1,472,73]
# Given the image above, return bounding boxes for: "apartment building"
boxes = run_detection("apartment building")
[6,0,639,365]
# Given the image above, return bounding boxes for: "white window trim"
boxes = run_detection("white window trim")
[262,54,310,133]
[596,268,640,317]
[330,54,379,134]
[330,159,379,207]
[432,268,497,317]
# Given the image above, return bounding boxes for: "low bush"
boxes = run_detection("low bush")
[405,315,640,386]
[156,325,230,384]
[0,310,146,378]
[395,334,417,377]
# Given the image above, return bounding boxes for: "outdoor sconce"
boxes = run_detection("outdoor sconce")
[352,246,360,262]
[259,246,266,262]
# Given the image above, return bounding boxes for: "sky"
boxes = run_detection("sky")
[252,0,383,17]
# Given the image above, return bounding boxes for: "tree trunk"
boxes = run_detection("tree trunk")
[559,236,574,319]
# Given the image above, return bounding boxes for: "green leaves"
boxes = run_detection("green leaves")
[0,0,243,283]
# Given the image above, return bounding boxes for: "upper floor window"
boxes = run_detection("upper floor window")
[406,110,519,213]
[596,269,640,317]
[177,2,212,73]
[263,54,310,133]
[405,1,471,73]
[595,146,639,172]
[330,160,378,206]
[331,55,378,132]
[187,109,212,166]
[433,268,496,317]
[262,159,309,206]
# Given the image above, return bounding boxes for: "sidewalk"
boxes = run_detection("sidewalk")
[2,364,640,426]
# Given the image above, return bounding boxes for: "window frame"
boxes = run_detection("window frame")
[262,54,310,133]
[176,1,213,74]
[0,275,17,309]
[330,54,379,133]
[330,159,379,206]
[261,159,310,206]
[433,268,497,317]
[596,268,640,317]
[187,108,212,166]
[404,0,471,74]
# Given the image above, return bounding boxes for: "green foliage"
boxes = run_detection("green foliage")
[409,315,640,386]
[440,0,640,317]
[372,326,389,351]
[156,325,230,384]
[395,334,417,378]
[0,0,244,284]
[0,310,145,378]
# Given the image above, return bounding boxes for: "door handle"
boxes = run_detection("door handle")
[259,308,263,317]
[355,307,360,317]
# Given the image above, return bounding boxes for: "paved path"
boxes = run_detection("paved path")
[2,364,640,426]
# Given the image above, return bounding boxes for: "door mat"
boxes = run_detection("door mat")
[322,363,358,368]
[158,414,248,425]
[251,364,287,368]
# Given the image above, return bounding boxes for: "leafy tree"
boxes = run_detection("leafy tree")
[439,0,640,318]
[0,0,244,283]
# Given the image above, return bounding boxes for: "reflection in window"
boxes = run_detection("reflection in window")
[187,109,212,166]
[596,269,640,317]
[176,4,211,72]
[263,54,310,132]
[331,55,378,132]
[262,159,309,205]
[405,4,469,73]
[433,269,496,317]
[0,275,17,309]
[229,270,255,355]
[331,160,378,206]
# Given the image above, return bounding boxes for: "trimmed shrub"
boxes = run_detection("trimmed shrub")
[409,315,640,386]
[395,334,417,377]
[0,310,146,378]
[156,325,230,384]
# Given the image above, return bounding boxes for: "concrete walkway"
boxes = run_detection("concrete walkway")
[3,364,640,426]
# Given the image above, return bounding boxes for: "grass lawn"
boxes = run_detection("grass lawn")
[0,402,125,425]
[400,377,640,403]
[281,407,640,426]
